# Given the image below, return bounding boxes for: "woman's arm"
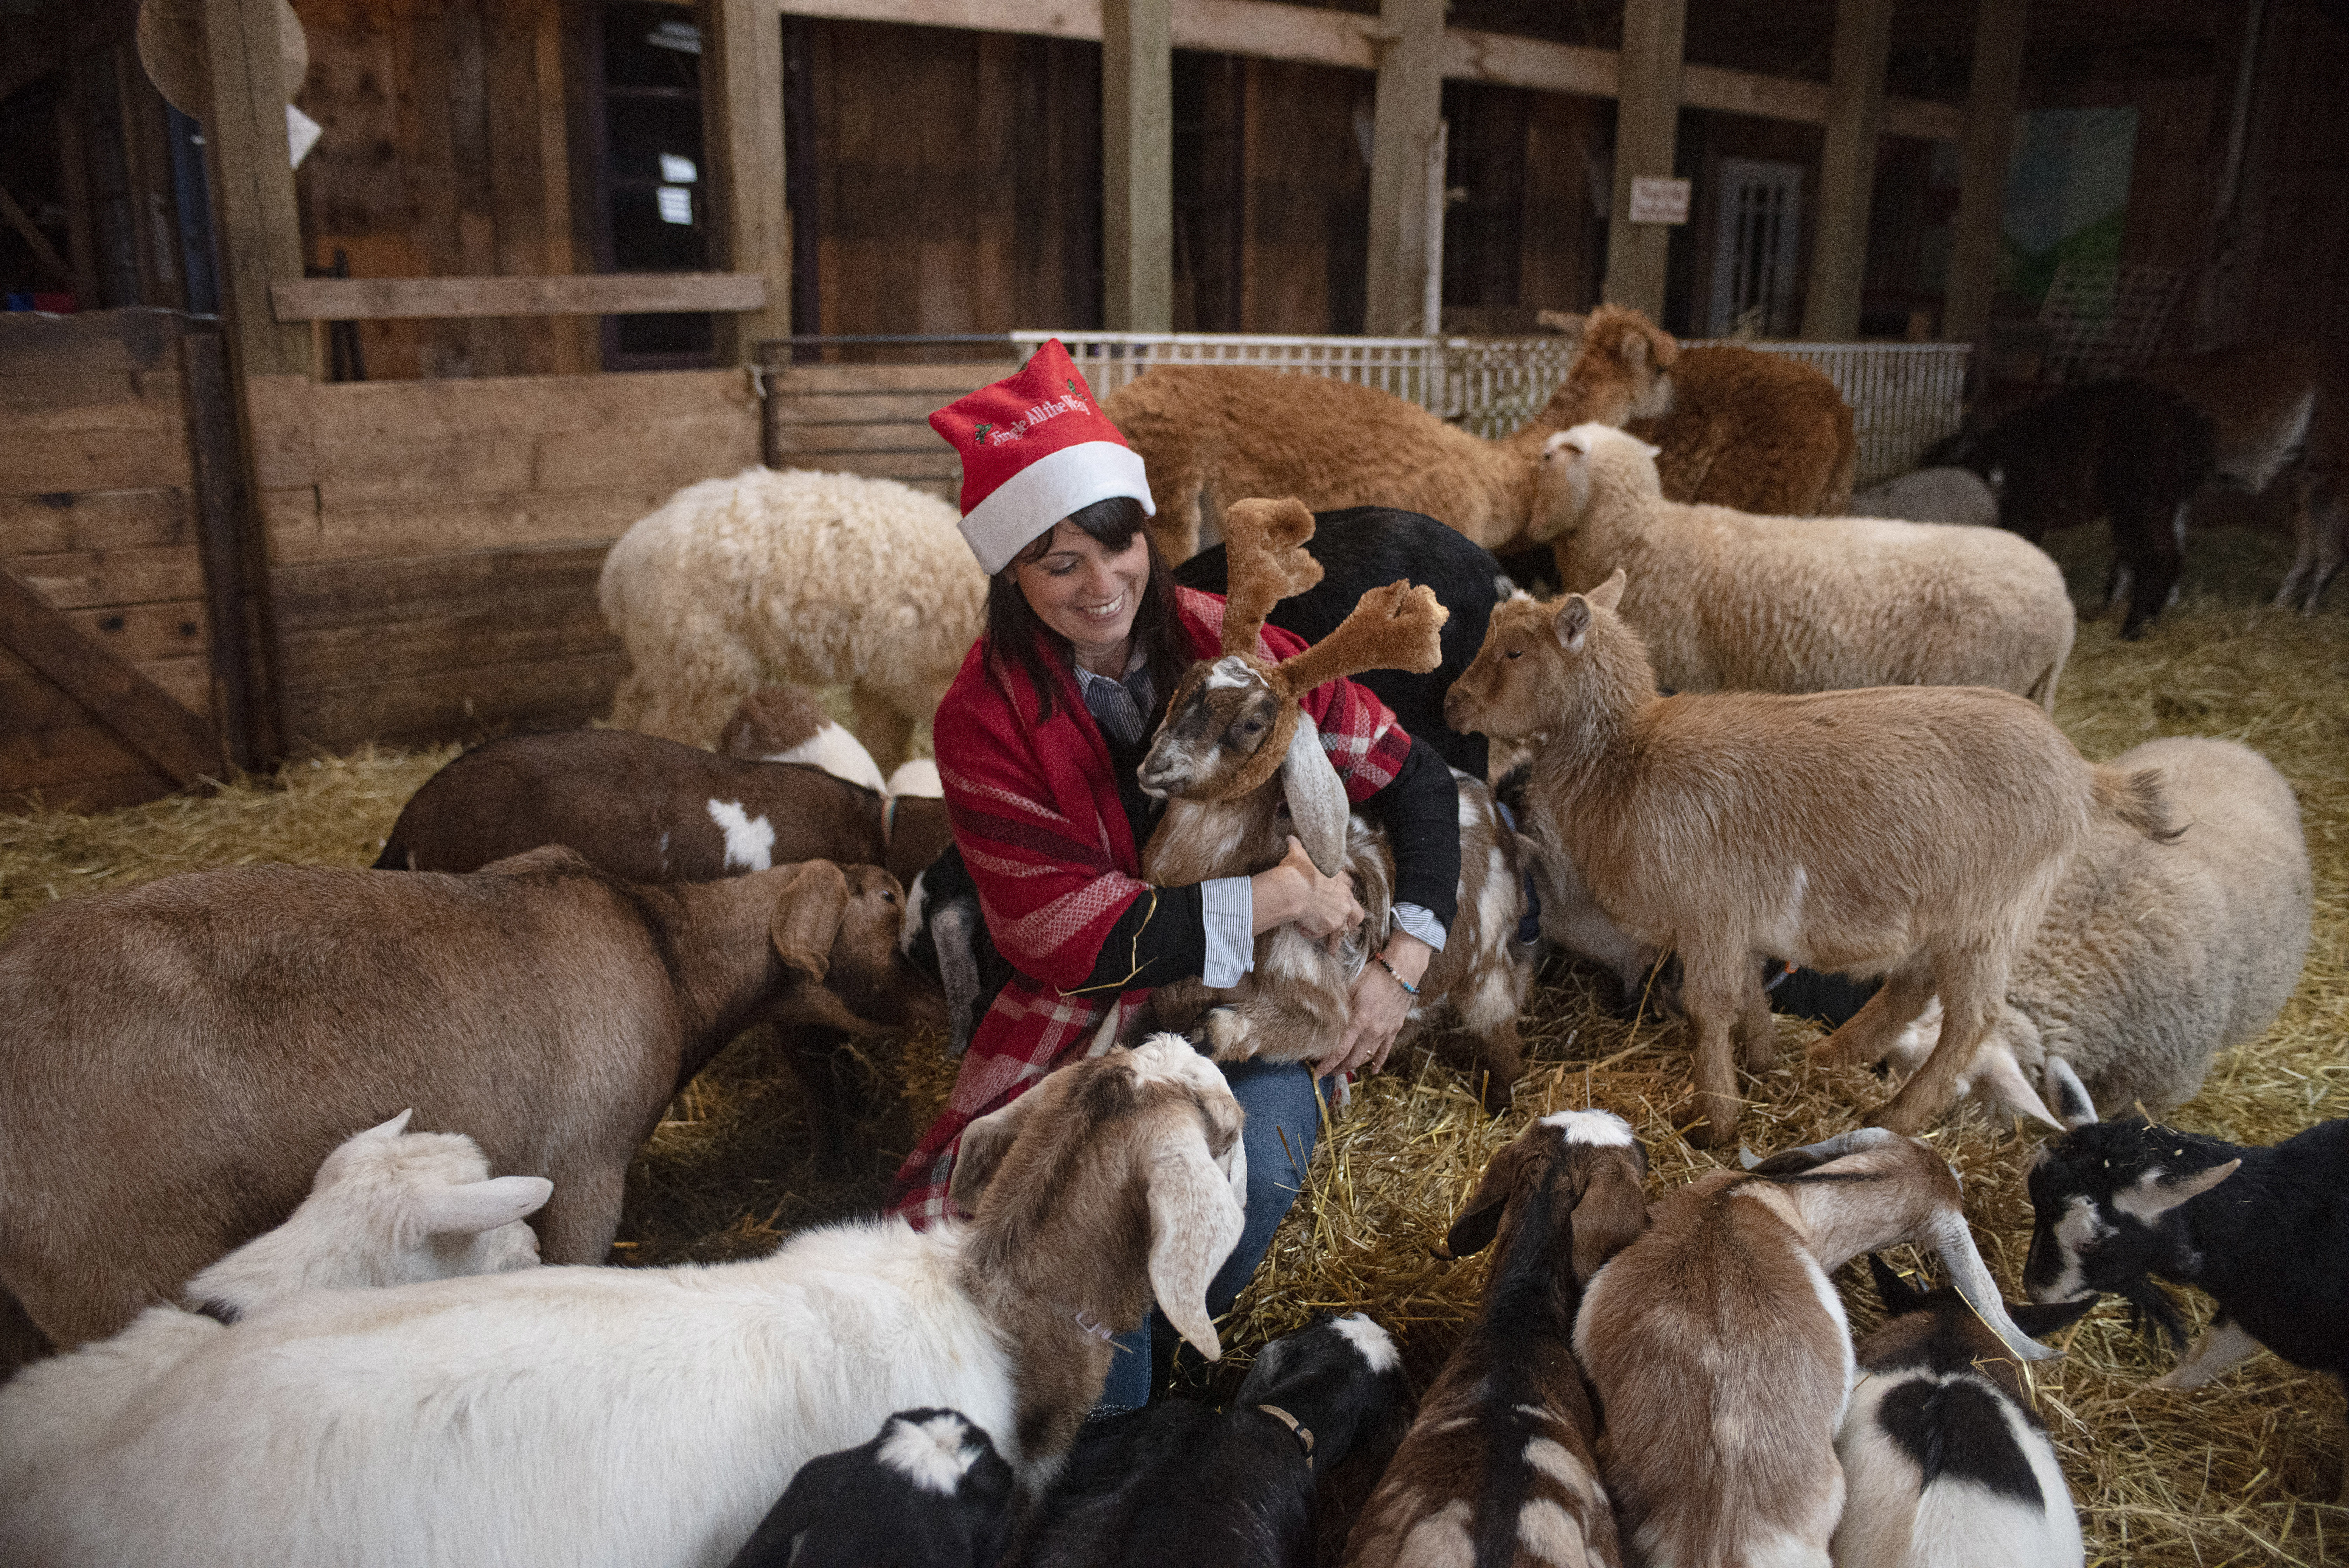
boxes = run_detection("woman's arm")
[1068,838,1363,993]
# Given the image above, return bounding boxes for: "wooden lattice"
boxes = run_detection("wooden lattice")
[2037,261,2189,383]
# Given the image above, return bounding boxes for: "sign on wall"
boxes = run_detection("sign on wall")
[1628,176,1691,225]
[2000,108,2138,306]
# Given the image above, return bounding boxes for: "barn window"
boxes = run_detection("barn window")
[590,0,715,366]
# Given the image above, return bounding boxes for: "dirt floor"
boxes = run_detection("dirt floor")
[1,518,2342,1565]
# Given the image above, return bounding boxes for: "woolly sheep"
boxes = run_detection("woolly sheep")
[1849,467,2001,529]
[1884,737,2311,1130]
[601,467,988,765]
[1532,423,2075,709]
[0,1037,1246,1568]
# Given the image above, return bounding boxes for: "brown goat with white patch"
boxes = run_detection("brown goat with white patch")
[1137,499,1530,1108]
[1343,1109,1647,1568]
[1575,1128,2059,1568]
[1443,573,2177,1146]
[0,849,941,1368]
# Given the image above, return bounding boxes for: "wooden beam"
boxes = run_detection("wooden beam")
[0,566,222,788]
[1103,0,1173,330]
[1180,0,1376,67]
[1603,0,1685,318]
[201,0,310,379]
[1944,0,2027,344]
[181,332,266,772]
[1364,0,1443,334]
[1801,0,1894,340]
[705,0,794,361]
[270,273,770,321]
[0,179,76,290]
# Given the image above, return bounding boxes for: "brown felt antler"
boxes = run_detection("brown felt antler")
[1217,498,1325,658]
[1272,580,1449,697]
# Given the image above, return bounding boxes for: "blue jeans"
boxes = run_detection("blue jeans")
[1096,1057,1322,1412]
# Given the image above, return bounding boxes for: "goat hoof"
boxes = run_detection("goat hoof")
[1476,1070,1519,1115]
[1674,1092,1739,1149]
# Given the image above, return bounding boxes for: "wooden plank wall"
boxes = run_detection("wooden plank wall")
[0,313,214,811]
[2240,0,2349,349]
[1237,58,1370,333]
[762,359,1011,496]
[293,0,588,378]
[249,367,758,751]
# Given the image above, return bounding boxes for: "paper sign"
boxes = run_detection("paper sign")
[1628,176,1691,225]
[287,103,322,168]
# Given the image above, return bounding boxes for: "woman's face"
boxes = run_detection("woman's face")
[1012,520,1150,669]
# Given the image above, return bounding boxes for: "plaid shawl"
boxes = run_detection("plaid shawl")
[887,586,1413,1225]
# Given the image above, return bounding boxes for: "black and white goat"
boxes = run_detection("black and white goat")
[725,1408,1013,1568]
[2022,1114,2349,1501]
[1173,504,1506,777]
[901,842,1015,1057]
[1021,1313,1409,1568]
[1834,1256,2092,1568]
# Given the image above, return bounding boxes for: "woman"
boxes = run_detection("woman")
[892,342,1461,1410]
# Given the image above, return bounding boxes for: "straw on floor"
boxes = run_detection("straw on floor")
[1,522,2341,1566]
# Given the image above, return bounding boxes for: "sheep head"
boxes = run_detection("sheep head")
[1137,498,1447,874]
[1530,424,1664,545]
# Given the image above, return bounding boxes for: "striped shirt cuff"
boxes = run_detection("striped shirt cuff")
[1200,876,1254,988]
[1392,902,1447,953]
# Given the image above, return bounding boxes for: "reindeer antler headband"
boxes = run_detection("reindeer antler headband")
[1200,498,1451,800]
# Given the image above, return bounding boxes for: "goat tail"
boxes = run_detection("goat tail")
[2093,765,2184,844]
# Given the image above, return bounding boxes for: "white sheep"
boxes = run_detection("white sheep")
[601,468,988,766]
[0,1036,1245,1568]
[1884,736,2311,1129]
[1530,424,2076,709]
[1849,466,2001,529]
[0,1113,548,1508]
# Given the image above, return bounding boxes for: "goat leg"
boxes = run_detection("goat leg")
[1865,957,2002,1134]
[1736,965,1777,1073]
[1807,962,1934,1070]
[1677,950,1746,1147]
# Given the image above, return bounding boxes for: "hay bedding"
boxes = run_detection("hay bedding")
[2,527,2343,1564]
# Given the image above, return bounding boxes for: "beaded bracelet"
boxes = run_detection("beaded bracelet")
[1370,951,1420,996]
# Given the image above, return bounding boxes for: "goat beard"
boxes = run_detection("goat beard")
[2120,1275,2190,1348]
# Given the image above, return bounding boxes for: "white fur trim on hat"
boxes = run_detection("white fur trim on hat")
[958,441,1157,575]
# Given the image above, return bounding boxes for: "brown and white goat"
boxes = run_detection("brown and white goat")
[1343,1110,1649,1568]
[1575,1128,2060,1568]
[1444,572,2178,1145]
[1137,498,1530,1108]
[0,848,941,1367]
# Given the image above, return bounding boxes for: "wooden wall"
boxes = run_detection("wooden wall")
[1,313,215,811]
[1236,58,1368,333]
[2238,0,2349,349]
[249,367,757,752]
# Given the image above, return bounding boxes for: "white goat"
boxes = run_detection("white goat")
[0,1037,1245,1568]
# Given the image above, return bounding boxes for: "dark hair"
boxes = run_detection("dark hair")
[984,496,1190,724]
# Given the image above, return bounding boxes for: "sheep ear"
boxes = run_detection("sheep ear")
[1279,712,1350,877]
[2120,1160,2241,1221]
[770,860,852,983]
[417,1175,554,1236]
[1439,1143,1524,1259]
[1587,568,1626,613]
[949,1091,1039,1213]
[363,1109,416,1140]
[1868,1253,1927,1317]
[1142,1119,1248,1361]
[2043,1056,2098,1128]
[1568,1161,1647,1282]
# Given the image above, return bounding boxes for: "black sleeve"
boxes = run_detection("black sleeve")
[1070,881,1209,993]
[1361,735,1461,931]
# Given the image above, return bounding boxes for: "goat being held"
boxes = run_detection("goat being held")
[1136,498,1529,1107]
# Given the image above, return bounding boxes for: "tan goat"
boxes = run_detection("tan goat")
[1443,573,2177,1146]
[1575,1128,2059,1568]
[1343,1110,1647,1568]
[1137,499,1530,1107]
[1531,423,2074,709]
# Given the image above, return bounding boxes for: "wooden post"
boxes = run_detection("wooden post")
[180,333,260,772]
[199,0,309,378]
[1801,0,1894,340]
[1363,0,1443,334]
[704,0,793,362]
[1602,0,1686,319]
[1944,0,2027,344]
[1103,0,1173,331]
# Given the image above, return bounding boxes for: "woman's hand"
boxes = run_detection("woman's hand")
[1315,928,1434,1083]
[1252,836,1365,941]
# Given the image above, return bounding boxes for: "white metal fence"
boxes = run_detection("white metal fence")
[1018,331,1970,489]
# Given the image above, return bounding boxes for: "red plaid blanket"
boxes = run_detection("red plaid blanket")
[887,587,1411,1225]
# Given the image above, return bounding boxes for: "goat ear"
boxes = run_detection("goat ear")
[1142,1118,1248,1361]
[1554,596,1592,653]
[417,1175,554,1236]
[2122,1159,2241,1220]
[950,1091,1040,1213]
[932,898,985,1056]
[1218,498,1323,657]
[1750,1126,1897,1177]
[1279,712,1350,876]
[2011,1296,2095,1338]
[1438,1143,1524,1259]
[1568,1161,1647,1282]
[1868,1253,1927,1317]
[770,860,852,982]
[1586,568,1626,614]
[2043,1056,2098,1128]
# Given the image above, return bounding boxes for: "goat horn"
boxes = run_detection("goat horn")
[1926,1208,2063,1364]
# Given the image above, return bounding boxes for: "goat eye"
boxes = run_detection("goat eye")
[880,890,896,904]
[1505,649,1523,660]
[1243,717,1265,733]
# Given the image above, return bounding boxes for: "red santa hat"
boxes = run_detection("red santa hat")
[929,339,1155,574]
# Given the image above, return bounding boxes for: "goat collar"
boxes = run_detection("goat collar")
[1071,1308,1118,1343]
[1253,1403,1316,1465]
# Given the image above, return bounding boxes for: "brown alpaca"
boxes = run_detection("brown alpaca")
[1545,303,1857,516]
[1443,572,2178,1146]
[1136,499,1530,1107]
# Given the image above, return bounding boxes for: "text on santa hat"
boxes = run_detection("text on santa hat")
[974,391,1089,445]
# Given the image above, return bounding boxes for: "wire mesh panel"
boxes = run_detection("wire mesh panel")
[1026,331,1969,489]
[2036,262,2189,384]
